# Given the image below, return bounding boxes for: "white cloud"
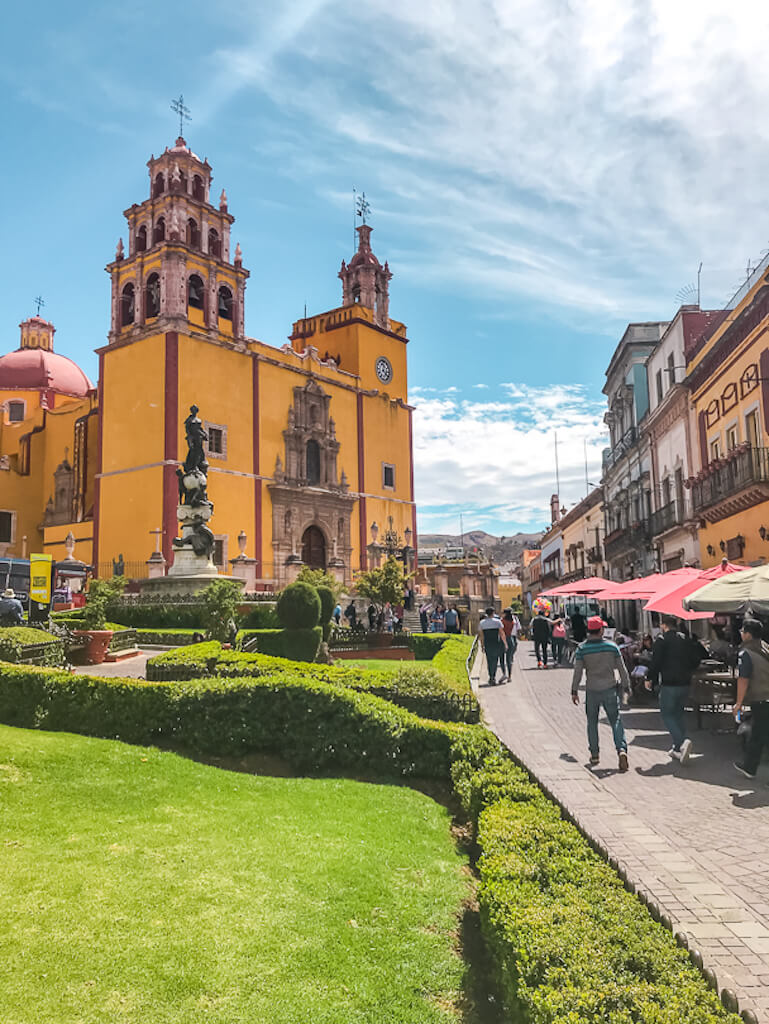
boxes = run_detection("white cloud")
[206,0,769,321]
[412,385,607,534]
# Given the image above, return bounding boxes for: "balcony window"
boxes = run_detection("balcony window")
[746,409,759,449]
[726,424,739,451]
[709,438,721,461]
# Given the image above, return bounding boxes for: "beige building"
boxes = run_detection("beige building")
[559,487,605,581]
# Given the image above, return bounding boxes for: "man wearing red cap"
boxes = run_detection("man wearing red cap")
[571,615,631,771]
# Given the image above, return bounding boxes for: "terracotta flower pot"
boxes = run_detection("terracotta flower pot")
[73,629,114,665]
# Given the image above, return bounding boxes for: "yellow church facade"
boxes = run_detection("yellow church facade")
[1,136,417,589]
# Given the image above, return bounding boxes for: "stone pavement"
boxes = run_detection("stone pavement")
[71,651,152,678]
[474,640,769,1022]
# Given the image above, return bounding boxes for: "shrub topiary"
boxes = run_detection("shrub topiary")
[282,626,322,662]
[277,582,321,630]
[316,585,335,641]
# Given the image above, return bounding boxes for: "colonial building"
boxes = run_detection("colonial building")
[0,136,417,588]
[559,486,604,581]
[686,256,769,568]
[601,322,667,581]
[643,305,726,572]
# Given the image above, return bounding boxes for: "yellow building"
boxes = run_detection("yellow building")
[1,136,416,588]
[0,315,97,564]
[686,264,769,568]
[98,136,415,586]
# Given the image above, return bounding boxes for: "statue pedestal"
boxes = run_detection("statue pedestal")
[230,554,258,592]
[146,551,167,579]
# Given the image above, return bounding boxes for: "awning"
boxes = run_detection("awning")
[593,568,699,602]
[540,576,611,597]
[684,563,769,614]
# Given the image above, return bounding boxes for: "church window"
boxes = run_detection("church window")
[301,525,326,569]
[7,401,25,423]
[145,273,160,319]
[188,275,205,310]
[0,510,13,544]
[204,421,227,460]
[186,218,200,249]
[217,285,233,320]
[121,283,135,326]
[208,228,221,259]
[192,175,205,201]
[382,463,395,490]
[306,440,321,484]
[153,172,165,197]
[153,217,165,245]
[135,225,147,253]
[213,536,226,567]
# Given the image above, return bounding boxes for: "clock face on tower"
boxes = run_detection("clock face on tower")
[375,356,393,384]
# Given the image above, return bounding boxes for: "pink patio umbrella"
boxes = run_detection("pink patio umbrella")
[643,560,747,621]
[540,576,612,597]
[593,568,699,602]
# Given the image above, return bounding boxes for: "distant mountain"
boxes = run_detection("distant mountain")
[419,530,543,565]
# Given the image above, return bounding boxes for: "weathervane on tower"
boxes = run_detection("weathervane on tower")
[34,296,45,317]
[170,94,191,138]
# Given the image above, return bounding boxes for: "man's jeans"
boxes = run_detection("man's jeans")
[744,700,769,775]
[585,686,627,756]
[552,637,565,663]
[485,643,503,683]
[659,685,689,751]
[534,639,548,666]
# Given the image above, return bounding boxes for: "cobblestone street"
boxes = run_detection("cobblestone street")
[473,640,769,1021]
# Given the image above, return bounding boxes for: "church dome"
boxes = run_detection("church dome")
[0,347,93,397]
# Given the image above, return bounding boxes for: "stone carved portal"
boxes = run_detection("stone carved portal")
[269,379,356,585]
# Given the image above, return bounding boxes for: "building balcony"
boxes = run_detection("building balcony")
[603,427,637,472]
[603,520,651,562]
[541,570,560,589]
[650,500,691,538]
[690,446,769,524]
[586,545,603,564]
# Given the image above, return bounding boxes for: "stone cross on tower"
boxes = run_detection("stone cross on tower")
[170,94,191,138]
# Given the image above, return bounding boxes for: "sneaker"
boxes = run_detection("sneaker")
[537,662,543,669]
[670,749,682,761]
[618,751,629,772]
[589,754,600,766]
[734,762,757,779]
[679,739,692,764]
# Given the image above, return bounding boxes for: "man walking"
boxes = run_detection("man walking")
[647,615,704,764]
[733,618,769,780]
[531,609,552,668]
[478,607,507,686]
[571,615,631,771]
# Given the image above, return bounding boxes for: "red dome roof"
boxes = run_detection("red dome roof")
[0,347,93,397]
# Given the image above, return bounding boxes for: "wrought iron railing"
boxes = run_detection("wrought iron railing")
[691,446,769,515]
[586,545,603,564]
[603,520,650,562]
[650,500,684,536]
[603,427,637,471]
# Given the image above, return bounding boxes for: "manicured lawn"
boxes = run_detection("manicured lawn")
[340,658,414,671]
[0,725,470,1024]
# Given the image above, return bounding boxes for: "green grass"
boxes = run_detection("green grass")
[341,658,415,671]
[0,724,470,1024]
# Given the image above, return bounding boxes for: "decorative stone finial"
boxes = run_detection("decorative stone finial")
[234,242,242,266]
[219,188,228,212]
[64,530,76,560]
[116,238,124,261]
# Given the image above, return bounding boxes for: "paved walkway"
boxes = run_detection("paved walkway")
[71,651,151,678]
[475,641,769,1022]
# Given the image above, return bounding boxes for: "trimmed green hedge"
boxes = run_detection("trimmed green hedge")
[147,643,479,722]
[0,662,480,778]
[0,627,66,667]
[478,798,739,1022]
[134,628,201,646]
[237,603,279,629]
[408,633,455,660]
[235,629,284,655]
[431,635,474,694]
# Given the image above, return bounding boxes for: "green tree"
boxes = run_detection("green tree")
[202,579,241,642]
[295,566,344,602]
[83,575,126,631]
[355,556,410,629]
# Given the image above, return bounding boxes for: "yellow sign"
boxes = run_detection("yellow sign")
[29,553,53,604]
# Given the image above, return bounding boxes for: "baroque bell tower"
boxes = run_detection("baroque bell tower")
[105,137,249,345]
[338,224,392,328]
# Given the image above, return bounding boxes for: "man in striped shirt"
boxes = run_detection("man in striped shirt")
[571,616,631,771]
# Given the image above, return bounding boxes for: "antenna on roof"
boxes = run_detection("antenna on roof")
[697,261,703,307]
[675,283,698,307]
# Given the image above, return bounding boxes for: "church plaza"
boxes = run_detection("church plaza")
[472,641,769,1023]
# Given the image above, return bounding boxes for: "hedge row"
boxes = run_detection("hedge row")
[134,628,201,646]
[407,632,456,660]
[147,642,480,722]
[0,662,488,777]
[0,627,65,667]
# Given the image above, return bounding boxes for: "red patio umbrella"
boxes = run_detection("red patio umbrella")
[593,568,699,602]
[643,560,747,621]
[540,576,611,597]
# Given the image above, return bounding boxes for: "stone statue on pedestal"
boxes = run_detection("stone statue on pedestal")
[172,405,216,564]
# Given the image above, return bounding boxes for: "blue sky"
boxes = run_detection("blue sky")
[3,1,769,537]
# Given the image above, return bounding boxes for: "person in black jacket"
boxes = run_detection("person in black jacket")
[647,615,706,764]
[531,610,552,668]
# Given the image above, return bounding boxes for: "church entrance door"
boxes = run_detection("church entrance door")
[301,525,326,569]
